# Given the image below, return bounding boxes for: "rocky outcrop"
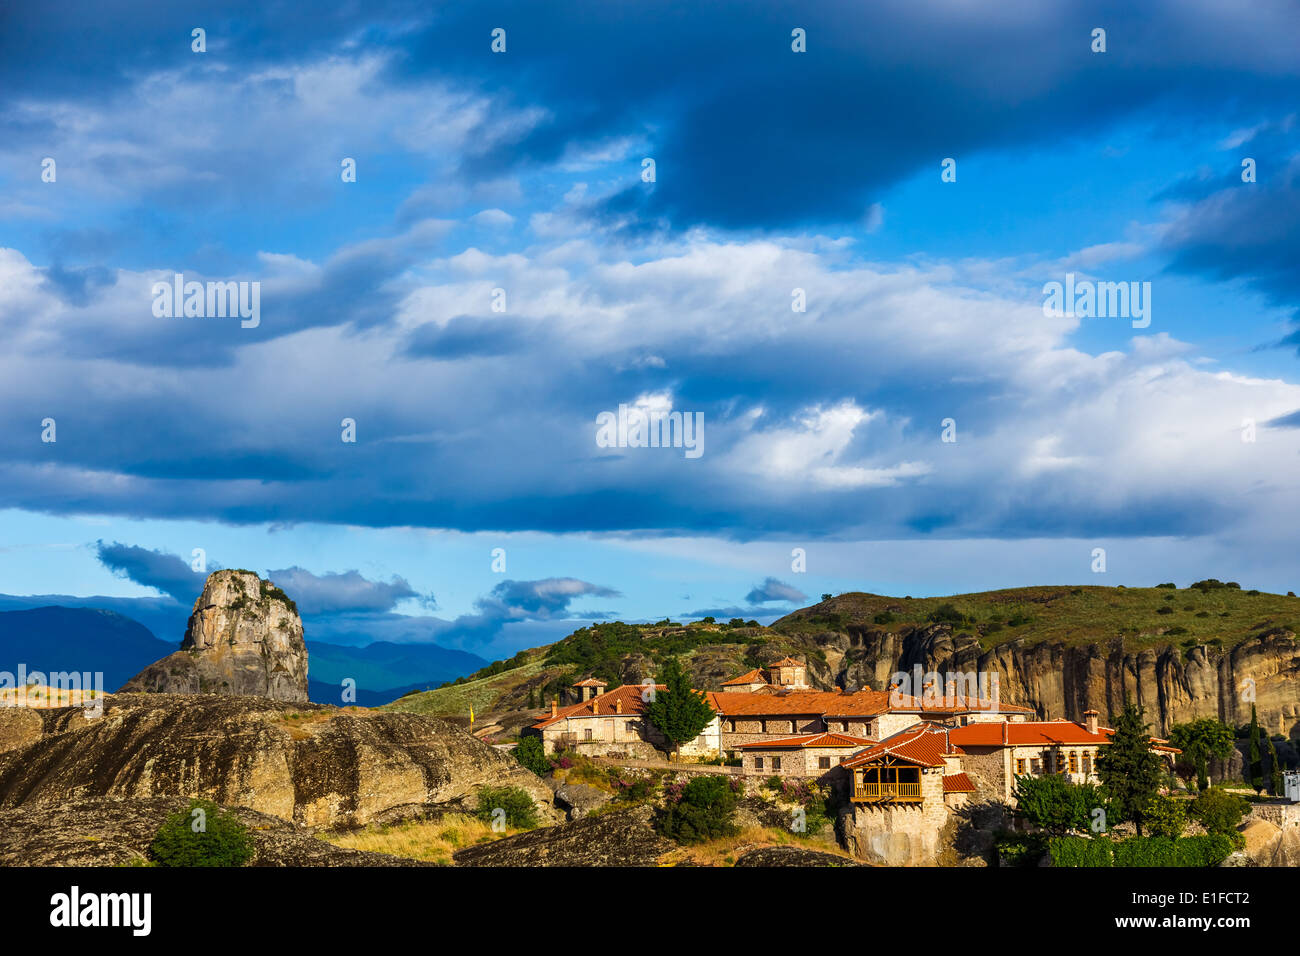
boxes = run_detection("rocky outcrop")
[784,621,1300,736]
[0,694,559,829]
[120,569,309,703]
[734,846,860,866]
[0,796,428,866]
[453,805,674,866]
[0,708,42,755]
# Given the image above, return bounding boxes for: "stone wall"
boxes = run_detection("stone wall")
[842,766,951,865]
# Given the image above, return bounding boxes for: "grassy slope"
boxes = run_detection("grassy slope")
[775,584,1300,652]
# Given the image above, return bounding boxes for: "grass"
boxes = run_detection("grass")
[319,813,520,865]
[381,659,551,718]
[658,824,854,867]
[275,708,368,739]
[773,585,1300,653]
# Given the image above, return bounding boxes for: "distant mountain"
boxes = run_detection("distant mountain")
[306,640,487,699]
[0,607,487,705]
[0,606,174,691]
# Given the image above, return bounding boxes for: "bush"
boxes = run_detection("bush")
[1143,795,1187,839]
[150,799,254,867]
[655,775,738,844]
[993,831,1049,867]
[474,785,540,830]
[873,611,895,625]
[1189,788,1249,834]
[513,736,551,776]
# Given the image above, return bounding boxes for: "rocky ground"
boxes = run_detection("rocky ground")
[0,796,428,866]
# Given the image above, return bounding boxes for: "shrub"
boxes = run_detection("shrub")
[873,611,895,625]
[1189,788,1249,834]
[474,785,540,830]
[1156,582,1177,589]
[513,736,551,776]
[1050,834,1234,868]
[1157,606,1174,615]
[1143,795,1187,839]
[150,799,254,867]
[993,831,1049,867]
[655,775,738,844]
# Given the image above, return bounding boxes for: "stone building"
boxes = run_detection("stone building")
[945,709,1180,802]
[707,675,1033,754]
[839,723,975,866]
[526,680,721,758]
[738,732,876,782]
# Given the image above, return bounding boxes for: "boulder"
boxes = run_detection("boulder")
[734,846,860,866]
[120,569,308,702]
[453,806,674,866]
[553,782,612,820]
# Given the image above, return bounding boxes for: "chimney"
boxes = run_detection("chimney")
[1084,709,1099,735]
[615,699,623,714]
[550,699,557,718]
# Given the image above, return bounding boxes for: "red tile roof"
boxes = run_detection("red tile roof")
[943,772,977,793]
[841,723,963,769]
[721,668,769,686]
[738,732,877,750]
[706,690,843,715]
[770,657,804,668]
[572,677,608,687]
[946,720,1180,753]
[531,684,665,729]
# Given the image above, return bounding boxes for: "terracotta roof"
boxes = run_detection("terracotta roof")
[707,690,846,715]
[721,669,769,686]
[769,656,803,668]
[841,723,963,769]
[738,732,877,750]
[943,772,977,793]
[531,684,664,729]
[572,677,608,687]
[945,720,1179,753]
[709,686,1031,719]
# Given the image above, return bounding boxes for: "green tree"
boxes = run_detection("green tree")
[1266,731,1284,795]
[655,775,738,844]
[150,799,254,867]
[1095,702,1165,835]
[1248,706,1264,794]
[1012,774,1093,834]
[644,656,716,757]
[1168,718,1234,790]
[513,735,551,776]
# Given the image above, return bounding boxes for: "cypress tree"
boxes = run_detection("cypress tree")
[1248,705,1264,794]
[1267,729,1283,796]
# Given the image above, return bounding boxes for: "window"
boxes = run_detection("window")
[583,728,593,741]
[754,757,764,770]
[1015,758,1026,775]
[772,757,782,771]
[1069,752,1078,773]
[818,756,831,769]
[1029,758,1041,774]
[1083,752,1093,774]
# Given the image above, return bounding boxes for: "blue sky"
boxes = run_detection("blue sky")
[2,1,1299,659]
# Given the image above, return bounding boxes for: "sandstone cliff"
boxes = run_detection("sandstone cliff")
[779,620,1300,737]
[0,694,559,829]
[120,569,309,702]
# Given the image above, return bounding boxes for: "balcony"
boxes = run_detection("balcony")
[852,781,922,803]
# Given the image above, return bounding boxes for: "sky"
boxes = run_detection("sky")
[1,0,1299,660]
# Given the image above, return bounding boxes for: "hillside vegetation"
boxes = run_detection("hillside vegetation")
[776,581,1300,652]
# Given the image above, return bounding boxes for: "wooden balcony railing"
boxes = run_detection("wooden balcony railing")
[852,781,922,802]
